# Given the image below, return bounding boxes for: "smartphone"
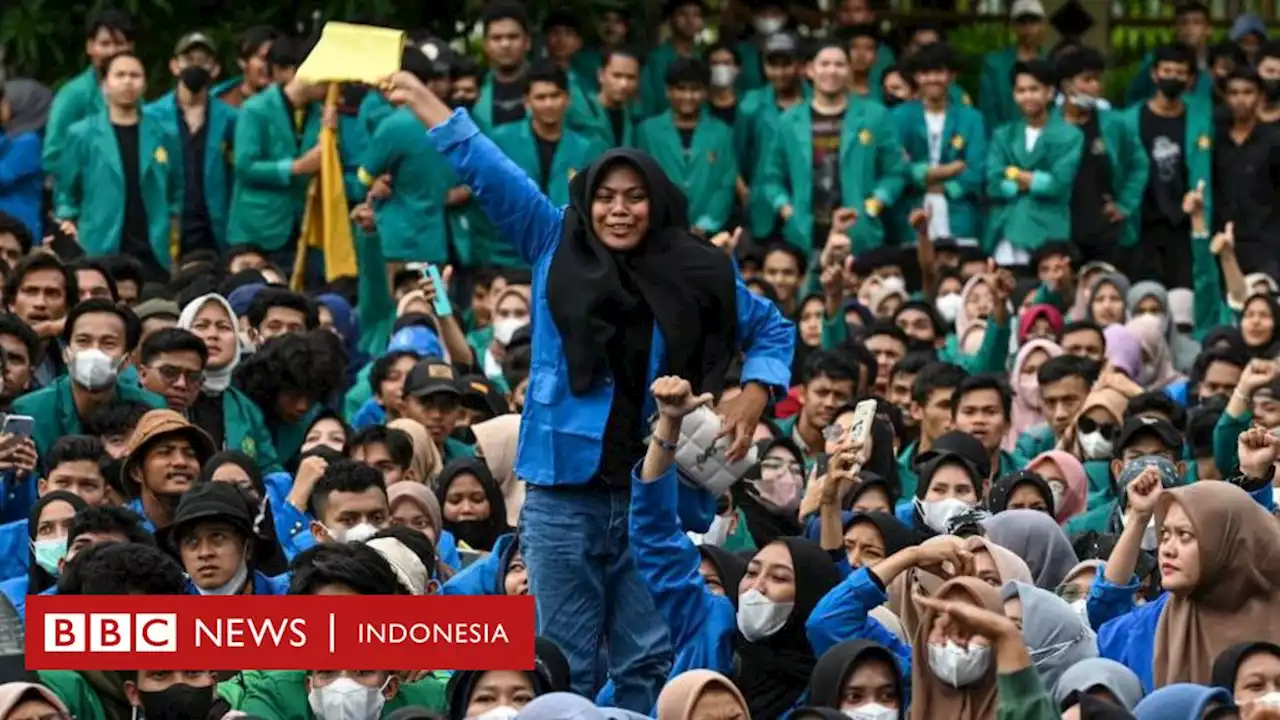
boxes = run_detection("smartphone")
[423,264,453,318]
[847,398,878,448]
[458,549,484,569]
[1,415,34,440]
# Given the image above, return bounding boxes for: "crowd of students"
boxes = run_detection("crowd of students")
[0,0,1279,718]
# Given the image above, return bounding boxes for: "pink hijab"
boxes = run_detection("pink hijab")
[1005,339,1063,451]
[1027,450,1088,524]
[1127,314,1186,390]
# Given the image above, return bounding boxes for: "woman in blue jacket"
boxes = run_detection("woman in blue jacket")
[806,639,907,718]
[198,450,290,574]
[0,491,87,620]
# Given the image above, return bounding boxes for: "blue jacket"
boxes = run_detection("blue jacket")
[1088,484,1274,692]
[144,93,238,247]
[0,472,37,526]
[427,110,795,488]
[441,532,518,596]
[183,570,290,596]
[0,519,28,581]
[0,576,55,625]
[0,130,43,239]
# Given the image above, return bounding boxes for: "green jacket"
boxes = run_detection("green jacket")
[444,436,477,464]
[1057,107,1150,247]
[566,91,638,149]
[471,74,527,135]
[636,111,738,234]
[40,670,106,720]
[1213,407,1252,478]
[984,115,1083,252]
[228,85,322,250]
[43,66,104,187]
[1064,499,1114,535]
[1014,424,1056,461]
[738,85,812,238]
[937,317,1013,375]
[890,99,987,243]
[238,670,449,719]
[978,47,1047,131]
[359,107,458,264]
[640,42,696,116]
[897,441,922,500]
[13,374,166,458]
[273,404,323,468]
[54,113,183,267]
[145,92,239,248]
[1125,52,1215,107]
[757,98,907,255]
[223,385,285,476]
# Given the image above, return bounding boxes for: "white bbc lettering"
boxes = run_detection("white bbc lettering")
[43,613,177,653]
[44,614,86,652]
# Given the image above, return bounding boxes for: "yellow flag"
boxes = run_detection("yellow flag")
[292,84,357,289]
[295,22,405,84]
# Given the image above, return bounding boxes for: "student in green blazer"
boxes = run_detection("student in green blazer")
[640,0,705,116]
[470,5,534,134]
[43,10,134,188]
[843,24,886,103]
[145,39,238,253]
[1125,2,1214,106]
[977,1,1048,131]
[757,41,907,256]
[737,33,809,238]
[226,76,327,255]
[566,49,643,149]
[55,54,182,280]
[891,43,987,247]
[571,5,633,94]
[637,59,738,236]
[210,25,280,110]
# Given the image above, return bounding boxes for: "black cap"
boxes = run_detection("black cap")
[460,374,510,418]
[1115,416,1182,455]
[404,357,462,399]
[916,430,991,496]
[166,482,256,550]
[763,32,799,59]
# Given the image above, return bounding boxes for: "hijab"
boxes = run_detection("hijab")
[546,150,738,397]
[657,669,748,720]
[1071,262,1118,321]
[697,545,748,607]
[1006,339,1063,451]
[1104,325,1143,381]
[732,438,806,547]
[28,491,88,593]
[863,416,903,500]
[316,293,369,387]
[886,538,1029,643]
[964,536,1035,586]
[471,413,523,525]
[0,682,70,718]
[3,79,53,136]
[434,458,512,552]
[844,511,920,563]
[1241,293,1280,360]
[1153,482,1280,686]
[735,537,843,720]
[986,471,1055,517]
[445,668,551,720]
[1054,657,1145,711]
[1132,684,1233,720]
[808,640,906,717]
[954,275,990,340]
[517,693,605,720]
[198,450,288,576]
[1001,581,1098,691]
[981,510,1078,590]
[177,293,242,393]
[1127,314,1186,390]
[1062,387,1132,459]
[1088,274,1131,326]
[909,577,1002,720]
[1017,304,1064,344]
[1125,281,1201,373]
[388,482,444,542]
[1210,640,1280,693]
[1027,451,1088,524]
[388,418,441,486]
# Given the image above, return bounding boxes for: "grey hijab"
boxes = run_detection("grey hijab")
[1001,581,1098,692]
[2,78,52,136]
[1125,280,1201,374]
[981,510,1078,590]
[1087,273,1132,325]
[1052,657,1145,711]
[517,692,606,719]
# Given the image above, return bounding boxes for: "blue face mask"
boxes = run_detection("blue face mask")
[32,536,67,576]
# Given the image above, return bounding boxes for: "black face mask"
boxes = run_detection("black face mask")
[451,97,476,112]
[139,683,215,720]
[179,66,212,94]
[1156,77,1187,100]
[1264,79,1280,103]
[882,94,905,109]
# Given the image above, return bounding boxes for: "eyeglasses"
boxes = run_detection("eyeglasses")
[1056,584,1087,603]
[1076,417,1117,438]
[760,457,803,476]
[147,365,204,387]
[822,423,847,443]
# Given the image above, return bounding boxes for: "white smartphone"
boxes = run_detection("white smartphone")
[846,398,878,448]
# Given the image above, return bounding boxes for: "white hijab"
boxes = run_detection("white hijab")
[177,293,243,394]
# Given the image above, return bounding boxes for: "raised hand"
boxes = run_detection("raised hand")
[651,376,714,419]
[1211,222,1236,256]
[1125,466,1164,519]
[1238,426,1280,480]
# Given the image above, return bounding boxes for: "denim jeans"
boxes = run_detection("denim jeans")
[520,483,673,713]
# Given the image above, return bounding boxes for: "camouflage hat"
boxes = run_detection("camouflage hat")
[1117,454,1181,494]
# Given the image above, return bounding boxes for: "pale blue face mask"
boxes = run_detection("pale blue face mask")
[32,536,68,576]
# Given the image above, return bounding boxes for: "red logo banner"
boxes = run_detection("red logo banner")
[26,595,536,671]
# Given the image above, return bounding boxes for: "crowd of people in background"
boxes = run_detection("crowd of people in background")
[0,0,1279,718]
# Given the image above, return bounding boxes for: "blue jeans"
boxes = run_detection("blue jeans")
[520,483,672,713]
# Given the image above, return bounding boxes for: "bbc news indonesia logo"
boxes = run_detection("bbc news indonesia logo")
[26,595,535,671]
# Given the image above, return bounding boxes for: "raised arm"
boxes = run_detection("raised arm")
[384,72,563,266]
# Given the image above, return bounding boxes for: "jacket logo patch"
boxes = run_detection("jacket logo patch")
[858,129,873,146]
[951,135,965,151]
[1092,138,1106,155]
[1198,134,1211,150]
[241,436,256,458]
[707,150,716,163]
[154,147,168,165]
[568,168,577,180]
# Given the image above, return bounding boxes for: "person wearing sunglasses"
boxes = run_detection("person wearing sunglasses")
[136,327,207,415]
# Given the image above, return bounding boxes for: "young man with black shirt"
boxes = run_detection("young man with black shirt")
[1125,42,1213,290]
[1257,41,1280,125]
[1056,47,1148,269]
[475,3,532,132]
[1213,66,1280,279]
[567,48,642,149]
[704,42,740,126]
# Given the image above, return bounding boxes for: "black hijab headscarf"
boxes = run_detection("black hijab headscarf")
[434,458,512,552]
[698,544,749,607]
[735,537,843,720]
[198,450,288,576]
[732,438,806,547]
[445,666,552,720]
[1241,293,1280,359]
[987,470,1056,517]
[842,511,920,563]
[807,639,906,717]
[546,149,739,397]
[1210,640,1280,692]
[28,491,89,594]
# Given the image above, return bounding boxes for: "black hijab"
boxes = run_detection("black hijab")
[546,149,739,396]
[732,438,806,547]
[198,450,288,576]
[1242,293,1280,359]
[28,491,89,594]
[435,458,512,552]
[698,544,749,606]
[987,470,1056,517]
[843,511,920,563]
[1211,640,1280,692]
[808,639,906,717]
[445,667,551,720]
[735,537,843,720]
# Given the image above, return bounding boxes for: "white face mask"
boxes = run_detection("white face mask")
[307,677,386,720]
[69,348,121,391]
[1257,691,1280,707]
[935,293,962,323]
[1078,431,1113,461]
[917,497,972,534]
[842,702,898,720]
[753,16,785,35]
[880,275,906,294]
[475,707,520,719]
[710,65,739,89]
[737,588,794,642]
[1049,481,1065,511]
[692,513,734,547]
[927,640,991,687]
[193,559,250,596]
[1069,93,1097,110]
[326,522,380,544]
[492,317,528,346]
[1119,511,1159,551]
[1069,598,1089,628]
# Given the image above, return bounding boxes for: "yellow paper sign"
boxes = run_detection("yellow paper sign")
[296,22,406,84]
